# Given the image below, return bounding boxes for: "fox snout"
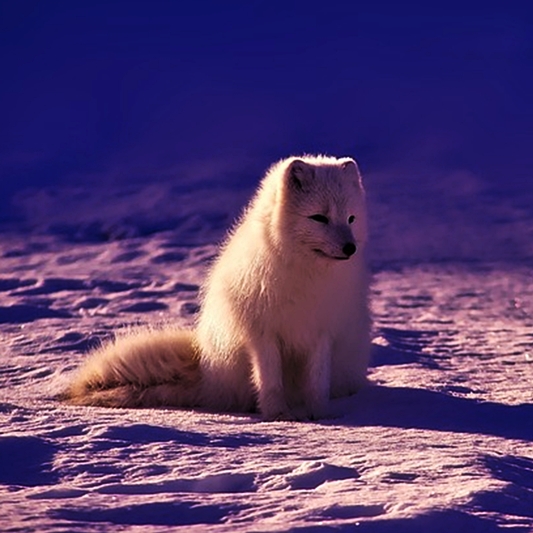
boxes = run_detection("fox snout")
[305,218,360,261]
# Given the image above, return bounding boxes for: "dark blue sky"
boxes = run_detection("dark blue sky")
[1,1,531,201]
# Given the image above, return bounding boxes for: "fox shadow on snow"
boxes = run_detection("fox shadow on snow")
[344,384,533,441]
[349,328,533,441]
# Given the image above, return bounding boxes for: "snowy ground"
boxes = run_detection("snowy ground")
[1,168,533,532]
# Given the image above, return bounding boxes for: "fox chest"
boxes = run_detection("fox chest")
[263,273,353,348]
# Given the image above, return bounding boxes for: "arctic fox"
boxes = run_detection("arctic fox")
[65,155,371,420]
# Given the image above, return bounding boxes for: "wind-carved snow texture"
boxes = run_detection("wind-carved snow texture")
[1,170,533,532]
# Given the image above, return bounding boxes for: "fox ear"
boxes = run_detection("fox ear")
[342,159,359,175]
[342,159,363,186]
[287,159,313,193]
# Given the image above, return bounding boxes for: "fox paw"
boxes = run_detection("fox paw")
[258,390,296,421]
[261,408,298,422]
[306,405,330,421]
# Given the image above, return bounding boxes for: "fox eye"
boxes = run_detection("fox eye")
[308,214,329,224]
[348,215,355,224]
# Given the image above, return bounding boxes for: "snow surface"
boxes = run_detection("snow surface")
[1,167,533,532]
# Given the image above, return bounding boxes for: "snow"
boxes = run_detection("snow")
[1,169,533,532]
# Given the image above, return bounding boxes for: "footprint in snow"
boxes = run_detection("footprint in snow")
[263,461,360,491]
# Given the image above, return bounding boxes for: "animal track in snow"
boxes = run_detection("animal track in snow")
[0,304,72,324]
[50,500,242,526]
[96,472,257,495]
[15,278,87,296]
[118,301,169,313]
[262,461,361,491]
[320,503,386,520]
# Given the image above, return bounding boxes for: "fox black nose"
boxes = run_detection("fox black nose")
[343,242,357,257]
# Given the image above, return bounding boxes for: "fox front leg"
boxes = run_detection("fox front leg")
[247,338,294,421]
[302,336,332,420]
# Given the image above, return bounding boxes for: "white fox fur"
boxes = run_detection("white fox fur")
[65,155,371,420]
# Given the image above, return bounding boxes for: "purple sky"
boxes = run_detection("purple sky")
[1,1,531,202]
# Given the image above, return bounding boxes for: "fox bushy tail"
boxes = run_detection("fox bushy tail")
[64,328,201,408]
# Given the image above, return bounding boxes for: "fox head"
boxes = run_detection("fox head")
[274,156,368,261]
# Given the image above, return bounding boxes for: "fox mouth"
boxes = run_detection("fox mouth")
[313,249,351,261]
